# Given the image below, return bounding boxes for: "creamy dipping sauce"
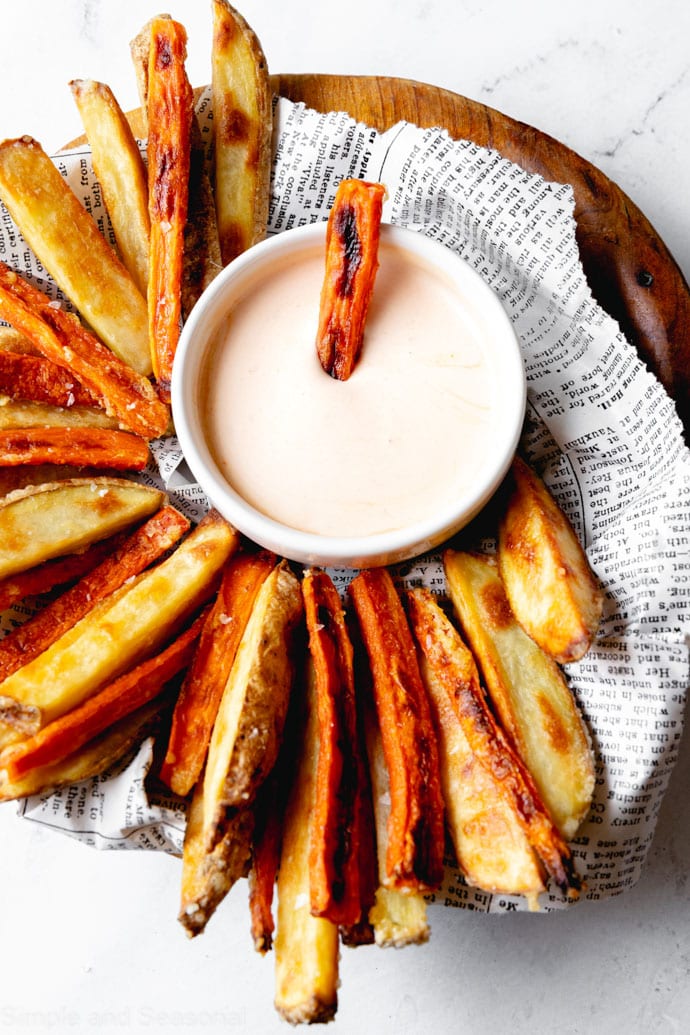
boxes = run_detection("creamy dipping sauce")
[200,237,504,539]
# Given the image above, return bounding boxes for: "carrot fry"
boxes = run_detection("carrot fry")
[0,505,190,683]
[315,179,385,381]
[0,427,150,470]
[0,531,127,612]
[0,263,169,439]
[160,549,277,797]
[302,569,362,926]
[347,568,445,893]
[2,609,206,781]
[0,351,96,408]
[146,16,194,401]
[405,587,582,900]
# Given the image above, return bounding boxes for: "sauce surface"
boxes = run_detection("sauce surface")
[201,239,502,538]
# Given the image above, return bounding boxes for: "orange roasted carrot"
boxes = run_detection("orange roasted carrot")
[146,16,194,401]
[0,262,169,439]
[347,568,445,893]
[160,549,277,797]
[0,351,97,408]
[0,505,190,683]
[2,609,207,781]
[0,426,150,470]
[405,586,583,899]
[315,178,385,381]
[303,568,363,926]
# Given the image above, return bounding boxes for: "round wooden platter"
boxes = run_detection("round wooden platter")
[107,73,690,439]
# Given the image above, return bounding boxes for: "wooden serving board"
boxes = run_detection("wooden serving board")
[106,74,690,439]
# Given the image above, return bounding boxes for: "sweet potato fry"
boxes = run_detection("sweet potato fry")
[211,0,273,265]
[179,774,253,938]
[274,667,339,1024]
[302,568,362,926]
[0,505,189,684]
[444,549,595,839]
[202,561,303,849]
[0,351,96,407]
[0,136,150,375]
[146,16,194,400]
[0,263,169,439]
[248,767,283,954]
[0,426,150,470]
[160,549,277,797]
[315,178,386,380]
[348,568,445,893]
[70,79,150,296]
[0,477,164,581]
[498,455,604,663]
[0,510,237,750]
[2,608,206,781]
[406,587,582,901]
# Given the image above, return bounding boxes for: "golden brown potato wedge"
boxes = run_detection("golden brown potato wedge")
[0,477,164,581]
[0,137,150,375]
[444,550,595,840]
[70,79,150,297]
[0,400,117,431]
[497,456,604,663]
[202,561,303,849]
[211,0,272,265]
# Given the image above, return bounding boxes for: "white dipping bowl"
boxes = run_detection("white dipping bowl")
[172,221,525,569]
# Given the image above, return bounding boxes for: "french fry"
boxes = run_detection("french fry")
[0,263,169,439]
[406,587,583,901]
[0,695,166,802]
[361,690,429,947]
[0,137,150,375]
[498,455,604,663]
[0,505,190,684]
[348,568,445,893]
[274,664,339,1024]
[0,351,96,408]
[160,549,277,797]
[0,477,164,581]
[302,568,363,926]
[1,609,206,784]
[248,769,283,954]
[0,426,150,470]
[0,400,118,432]
[0,326,40,354]
[146,16,194,400]
[182,122,223,319]
[444,550,595,839]
[202,561,303,849]
[211,0,272,266]
[179,774,253,938]
[70,79,150,297]
[315,179,386,380]
[0,510,237,749]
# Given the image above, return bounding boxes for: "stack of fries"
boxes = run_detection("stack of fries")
[0,2,606,1026]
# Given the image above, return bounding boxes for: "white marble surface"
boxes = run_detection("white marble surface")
[0,2,689,1033]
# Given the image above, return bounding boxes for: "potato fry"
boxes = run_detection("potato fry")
[0,351,96,408]
[444,550,595,839]
[0,137,150,375]
[146,16,194,400]
[211,0,272,265]
[160,549,277,797]
[179,774,253,938]
[274,664,339,1025]
[0,477,164,581]
[0,326,40,355]
[498,455,604,663]
[0,400,118,432]
[70,79,150,296]
[0,505,189,684]
[0,510,237,749]
[406,587,583,901]
[182,122,223,319]
[202,561,303,849]
[0,263,169,439]
[348,568,445,893]
[315,179,386,380]
[0,426,150,470]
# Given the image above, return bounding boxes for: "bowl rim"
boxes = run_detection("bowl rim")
[171,221,526,568]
